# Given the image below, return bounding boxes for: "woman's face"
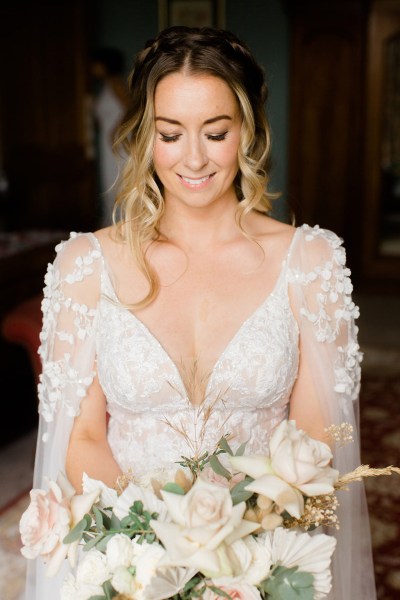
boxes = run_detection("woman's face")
[153,72,242,211]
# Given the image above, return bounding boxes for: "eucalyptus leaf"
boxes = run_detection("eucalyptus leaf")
[93,506,103,530]
[230,477,254,505]
[218,436,234,455]
[163,482,185,495]
[83,533,105,552]
[120,515,132,529]
[132,500,144,515]
[208,585,232,598]
[87,596,107,600]
[63,515,91,544]
[234,440,249,456]
[95,534,116,552]
[103,579,117,600]
[209,454,232,480]
[110,512,121,529]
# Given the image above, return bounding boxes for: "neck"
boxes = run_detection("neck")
[160,196,241,251]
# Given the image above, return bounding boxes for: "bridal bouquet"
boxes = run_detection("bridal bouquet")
[19,420,399,599]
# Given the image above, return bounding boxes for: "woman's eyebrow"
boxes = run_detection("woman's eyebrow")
[155,114,232,125]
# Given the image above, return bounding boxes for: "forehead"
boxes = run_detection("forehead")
[154,72,239,117]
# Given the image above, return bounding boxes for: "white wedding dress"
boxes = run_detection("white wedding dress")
[26,224,376,599]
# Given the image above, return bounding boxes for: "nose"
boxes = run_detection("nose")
[183,135,209,171]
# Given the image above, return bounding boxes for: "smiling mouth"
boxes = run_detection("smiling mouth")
[178,173,215,186]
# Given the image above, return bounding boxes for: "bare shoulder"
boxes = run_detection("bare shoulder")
[93,225,126,259]
[247,212,296,253]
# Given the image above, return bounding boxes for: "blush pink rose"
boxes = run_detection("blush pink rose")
[20,472,100,577]
[203,581,262,599]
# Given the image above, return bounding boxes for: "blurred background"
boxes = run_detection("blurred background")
[0,0,399,461]
[0,1,399,597]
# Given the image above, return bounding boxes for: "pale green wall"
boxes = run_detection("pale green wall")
[92,0,289,220]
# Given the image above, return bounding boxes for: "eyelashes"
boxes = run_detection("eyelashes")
[159,132,228,143]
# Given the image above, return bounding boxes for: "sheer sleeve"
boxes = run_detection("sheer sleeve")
[25,232,102,600]
[288,225,376,600]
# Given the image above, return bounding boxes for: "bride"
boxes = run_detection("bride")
[26,26,375,599]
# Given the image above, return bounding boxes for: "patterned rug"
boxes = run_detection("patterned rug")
[361,377,400,600]
[0,491,29,600]
[0,377,399,600]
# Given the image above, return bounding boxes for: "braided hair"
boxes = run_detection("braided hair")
[113,26,275,308]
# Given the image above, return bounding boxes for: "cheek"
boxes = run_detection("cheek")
[153,142,179,170]
[212,136,240,169]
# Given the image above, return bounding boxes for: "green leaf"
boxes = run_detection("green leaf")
[103,579,117,600]
[235,440,249,456]
[95,534,116,552]
[110,512,121,529]
[83,533,105,552]
[93,506,104,530]
[230,477,254,505]
[63,514,91,544]
[120,515,133,529]
[208,585,232,598]
[261,565,314,600]
[132,500,144,515]
[163,482,185,495]
[209,455,232,480]
[87,596,107,600]
[218,436,234,455]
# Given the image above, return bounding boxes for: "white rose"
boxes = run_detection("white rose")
[76,548,110,586]
[106,533,135,571]
[133,541,166,588]
[150,476,258,576]
[269,420,338,496]
[230,420,339,518]
[111,566,137,597]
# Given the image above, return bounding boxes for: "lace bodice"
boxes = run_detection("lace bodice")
[96,243,299,484]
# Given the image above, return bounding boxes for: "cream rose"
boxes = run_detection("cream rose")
[230,420,339,519]
[150,476,258,576]
[19,471,100,577]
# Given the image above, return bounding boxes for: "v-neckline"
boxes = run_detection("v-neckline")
[91,227,299,405]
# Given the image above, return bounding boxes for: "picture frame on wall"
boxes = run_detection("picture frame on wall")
[158,0,225,30]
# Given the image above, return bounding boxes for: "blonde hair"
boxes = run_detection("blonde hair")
[113,26,275,308]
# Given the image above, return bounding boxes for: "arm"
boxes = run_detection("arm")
[35,233,120,494]
[66,374,122,492]
[287,225,374,598]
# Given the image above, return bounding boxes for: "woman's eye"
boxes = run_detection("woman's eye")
[207,132,228,141]
[159,133,180,143]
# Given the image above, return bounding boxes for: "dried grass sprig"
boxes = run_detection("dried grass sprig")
[335,464,400,491]
[161,358,233,472]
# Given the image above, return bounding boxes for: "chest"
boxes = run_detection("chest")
[96,282,299,412]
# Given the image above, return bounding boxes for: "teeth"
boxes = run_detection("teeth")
[181,175,210,185]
